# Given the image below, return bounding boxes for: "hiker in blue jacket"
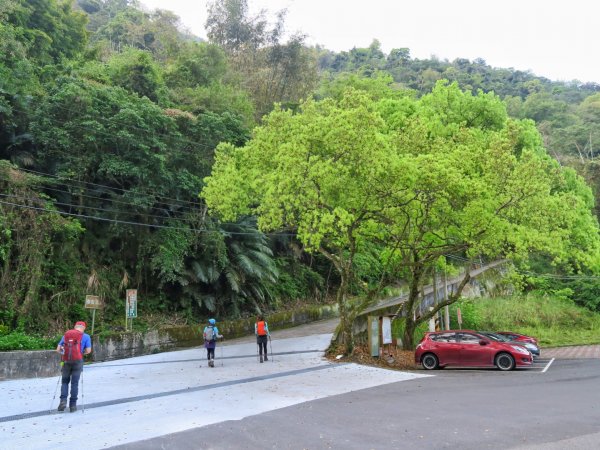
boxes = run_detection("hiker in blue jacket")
[56,321,92,412]
[203,318,223,367]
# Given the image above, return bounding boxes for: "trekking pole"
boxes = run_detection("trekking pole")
[220,336,224,367]
[269,335,274,362]
[81,368,85,413]
[49,371,62,413]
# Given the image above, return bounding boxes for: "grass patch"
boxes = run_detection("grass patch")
[450,294,600,347]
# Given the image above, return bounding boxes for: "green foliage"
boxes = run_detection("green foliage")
[450,295,600,347]
[269,257,325,302]
[106,48,167,103]
[203,81,600,351]
[6,0,88,64]
[206,0,319,119]
[391,317,429,346]
[530,277,600,312]
[0,331,59,351]
[165,42,227,89]
[318,71,413,102]
[2,0,600,341]
[448,299,482,329]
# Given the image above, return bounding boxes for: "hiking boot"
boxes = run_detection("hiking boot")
[69,404,77,413]
[259,355,263,363]
[209,359,214,368]
[264,355,268,361]
[57,400,67,412]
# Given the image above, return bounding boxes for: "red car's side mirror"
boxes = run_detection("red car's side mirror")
[479,340,488,345]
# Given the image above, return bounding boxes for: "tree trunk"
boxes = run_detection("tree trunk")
[402,266,472,350]
[403,318,417,351]
[337,263,354,354]
[18,252,44,323]
[401,261,423,350]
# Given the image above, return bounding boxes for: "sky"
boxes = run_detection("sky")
[139,0,600,83]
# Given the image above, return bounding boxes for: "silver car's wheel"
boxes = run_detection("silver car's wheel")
[421,353,439,370]
[495,352,515,371]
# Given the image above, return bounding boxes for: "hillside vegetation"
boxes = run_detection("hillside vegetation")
[1,0,600,345]
[450,295,600,347]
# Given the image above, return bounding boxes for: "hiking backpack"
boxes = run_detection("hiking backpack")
[61,329,83,362]
[204,326,216,342]
[257,321,268,336]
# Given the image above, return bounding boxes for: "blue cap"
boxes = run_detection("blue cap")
[208,318,216,325]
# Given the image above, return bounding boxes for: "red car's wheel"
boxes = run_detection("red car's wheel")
[421,353,439,370]
[495,352,515,371]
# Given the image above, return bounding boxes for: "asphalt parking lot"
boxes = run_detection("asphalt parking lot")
[116,356,600,450]
[3,316,599,450]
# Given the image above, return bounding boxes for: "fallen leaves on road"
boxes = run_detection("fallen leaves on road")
[327,344,417,371]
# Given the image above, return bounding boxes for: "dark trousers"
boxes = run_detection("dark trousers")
[60,360,84,404]
[257,335,268,356]
[206,347,215,360]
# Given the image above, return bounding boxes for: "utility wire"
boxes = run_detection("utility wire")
[2,198,595,278]
[16,167,205,212]
[0,192,200,225]
[7,107,219,209]
[0,170,202,216]
[0,199,298,237]
[0,199,199,232]
[0,176,200,220]
[10,102,223,155]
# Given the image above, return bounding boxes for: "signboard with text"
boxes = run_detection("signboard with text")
[84,295,103,309]
[126,289,138,318]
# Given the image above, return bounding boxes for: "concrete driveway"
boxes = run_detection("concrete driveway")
[0,319,427,449]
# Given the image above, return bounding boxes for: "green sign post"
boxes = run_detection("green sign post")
[125,289,138,331]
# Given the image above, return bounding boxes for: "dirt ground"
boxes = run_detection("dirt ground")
[327,344,418,371]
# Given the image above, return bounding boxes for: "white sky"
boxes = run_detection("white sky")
[140,0,600,83]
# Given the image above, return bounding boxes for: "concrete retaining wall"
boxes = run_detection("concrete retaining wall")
[0,350,62,380]
[0,304,339,380]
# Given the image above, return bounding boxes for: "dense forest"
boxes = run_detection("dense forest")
[1,0,600,340]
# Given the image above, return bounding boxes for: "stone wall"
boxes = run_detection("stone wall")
[0,350,61,380]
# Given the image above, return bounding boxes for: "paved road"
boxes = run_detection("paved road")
[0,319,427,449]
[2,319,599,450]
[115,357,600,450]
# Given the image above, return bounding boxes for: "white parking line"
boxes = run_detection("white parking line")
[541,357,555,373]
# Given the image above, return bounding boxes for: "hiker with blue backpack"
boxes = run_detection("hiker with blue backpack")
[203,318,223,367]
[56,321,92,412]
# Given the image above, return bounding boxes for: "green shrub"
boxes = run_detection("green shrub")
[450,294,600,346]
[0,332,59,351]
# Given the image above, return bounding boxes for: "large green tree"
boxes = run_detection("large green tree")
[203,81,600,352]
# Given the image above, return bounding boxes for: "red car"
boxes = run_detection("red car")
[496,331,538,346]
[415,330,533,371]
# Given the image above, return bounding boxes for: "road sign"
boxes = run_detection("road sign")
[84,295,103,309]
[126,289,138,318]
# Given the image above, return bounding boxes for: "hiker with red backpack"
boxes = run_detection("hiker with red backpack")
[203,318,223,367]
[255,315,270,363]
[56,321,92,412]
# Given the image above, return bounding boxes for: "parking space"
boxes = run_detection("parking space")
[543,344,600,359]
[428,344,600,375]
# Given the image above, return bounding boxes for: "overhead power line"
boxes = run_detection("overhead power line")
[0,199,297,237]
[0,192,199,225]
